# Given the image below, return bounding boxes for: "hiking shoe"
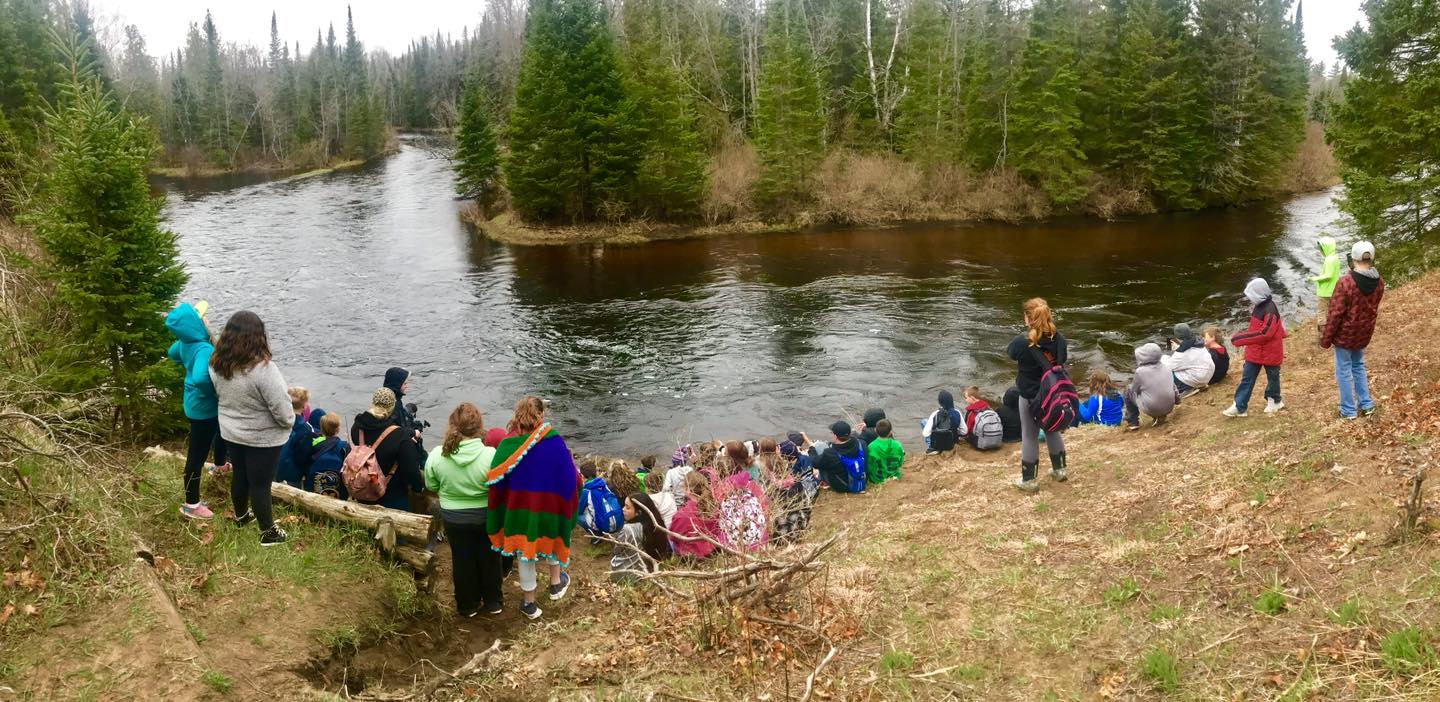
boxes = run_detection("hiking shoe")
[1359,406,1376,418]
[1050,468,1068,482]
[180,502,214,520]
[1264,399,1285,414]
[259,526,288,547]
[1222,405,1246,418]
[520,601,542,620]
[1340,413,1358,421]
[1013,478,1039,494]
[549,572,570,601]
[234,509,255,527]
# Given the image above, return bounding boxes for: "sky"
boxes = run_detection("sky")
[94,0,1368,69]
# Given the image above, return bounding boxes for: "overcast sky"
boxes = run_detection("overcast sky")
[93,0,1367,69]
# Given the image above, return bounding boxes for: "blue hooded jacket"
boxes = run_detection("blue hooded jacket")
[165,303,218,420]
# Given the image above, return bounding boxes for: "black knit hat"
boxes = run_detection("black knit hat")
[830,420,851,439]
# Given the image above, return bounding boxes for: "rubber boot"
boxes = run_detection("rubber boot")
[1049,451,1068,482]
[1014,460,1039,493]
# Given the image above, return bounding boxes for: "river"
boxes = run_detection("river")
[161,138,1346,456]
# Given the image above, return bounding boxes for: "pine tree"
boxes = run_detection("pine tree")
[1329,0,1440,277]
[0,0,65,147]
[1009,0,1091,206]
[754,0,827,211]
[895,0,960,164]
[199,11,228,161]
[342,6,381,159]
[453,79,500,205]
[20,39,187,433]
[956,0,1019,171]
[505,0,642,222]
[622,0,708,219]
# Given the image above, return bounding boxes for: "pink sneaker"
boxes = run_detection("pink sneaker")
[180,502,214,520]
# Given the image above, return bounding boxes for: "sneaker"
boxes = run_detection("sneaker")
[1179,387,1203,400]
[925,449,940,456]
[207,462,232,478]
[234,509,255,527]
[180,502,214,520]
[1340,414,1358,421]
[1264,399,1284,414]
[1013,478,1039,494]
[260,526,288,547]
[485,602,504,615]
[1126,423,1140,432]
[458,608,480,618]
[519,601,542,620]
[1222,405,1246,418]
[1359,406,1376,418]
[549,572,570,601]
[1150,416,1166,428]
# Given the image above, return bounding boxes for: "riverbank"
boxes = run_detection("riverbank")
[149,135,403,181]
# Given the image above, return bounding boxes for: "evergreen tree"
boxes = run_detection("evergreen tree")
[1329,0,1439,277]
[505,0,642,222]
[956,0,1019,171]
[1009,0,1091,205]
[199,11,228,161]
[754,0,827,211]
[895,0,960,164]
[622,0,709,219]
[342,6,381,159]
[0,0,65,147]
[453,79,500,205]
[19,39,187,432]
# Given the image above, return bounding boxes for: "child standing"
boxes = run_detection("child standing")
[1076,372,1124,426]
[1310,236,1342,333]
[1321,241,1385,419]
[306,413,352,497]
[166,301,226,520]
[1224,278,1287,418]
[276,386,317,487]
[865,419,904,484]
[1203,326,1230,385]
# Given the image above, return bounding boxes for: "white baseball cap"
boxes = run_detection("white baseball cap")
[1351,241,1375,261]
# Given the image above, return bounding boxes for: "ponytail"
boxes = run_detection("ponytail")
[1024,298,1057,347]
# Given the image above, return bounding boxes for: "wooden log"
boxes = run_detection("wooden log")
[270,482,432,543]
[392,542,437,577]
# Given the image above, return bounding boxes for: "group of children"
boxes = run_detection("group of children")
[1075,324,1232,431]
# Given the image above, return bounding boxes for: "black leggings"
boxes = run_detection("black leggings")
[444,519,504,613]
[183,417,228,504]
[231,444,282,531]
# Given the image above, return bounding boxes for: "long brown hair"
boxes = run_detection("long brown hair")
[722,440,750,478]
[210,310,272,380]
[508,396,545,434]
[1024,298,1057,347]
[441,403,485,457]
[1088,370,1117,397]
[755,436,782,482]
[628,493,672,565]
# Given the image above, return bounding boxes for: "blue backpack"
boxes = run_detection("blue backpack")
[838,450,866,493]
[579,479,624,536]
[306,438,349,499]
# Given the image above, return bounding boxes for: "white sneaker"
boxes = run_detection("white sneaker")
[1222,404,1246,418]
[1264,399,1285,414]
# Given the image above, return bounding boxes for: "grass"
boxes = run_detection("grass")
[1140,648,1180,692]
[879,649,915,674]
[201,669,233,694]
[1254,588,1288,616]
[1103,578,1141,605]
[1147,604,1183,623]
[1380,627,1438,677]
[1330,598,1365,626]
[316,625,362,652]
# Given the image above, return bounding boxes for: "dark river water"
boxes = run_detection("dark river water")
[161,138,1345,455]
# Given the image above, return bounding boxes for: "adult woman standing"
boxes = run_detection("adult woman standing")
[1005,298,1069,493]
[486,396,581,620]
[208,310,294,545]
[424,403,502,617]
[350,388,423,511]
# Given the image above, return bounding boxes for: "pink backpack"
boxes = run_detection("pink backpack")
[342,425,400,502]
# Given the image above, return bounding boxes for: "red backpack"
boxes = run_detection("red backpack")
[1029,347,1079,432]
[342,425,400,502]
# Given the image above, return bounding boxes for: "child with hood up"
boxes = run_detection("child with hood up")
[921,391,963,454]
[1162,323,1215,397]
[1224,278,1287,418]
[1125,343,1180,431]
[166,301,227,520]
[1310,236,1342,333]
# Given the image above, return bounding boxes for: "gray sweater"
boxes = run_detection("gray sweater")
[1131,343,1179,418]
[209,360,294,447]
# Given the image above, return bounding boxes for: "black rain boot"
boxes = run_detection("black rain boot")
[1049,452,1068,482]
[1015,460,1039,493]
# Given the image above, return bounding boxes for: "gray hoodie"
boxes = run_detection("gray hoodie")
[1244,278,1272,306]
[1131,343,1179,419]
[209,360,294,447]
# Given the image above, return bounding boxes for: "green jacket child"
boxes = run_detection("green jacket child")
[865,420,904,485]
[1311,236,1341,332]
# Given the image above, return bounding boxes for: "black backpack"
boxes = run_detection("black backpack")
[930,409,957,451]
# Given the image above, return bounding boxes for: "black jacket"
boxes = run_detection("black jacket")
[858,408,886,445]
[1007,332,1068,401]
[351,411,422,511]
[809,436,864,493]
[997,387,1023,443]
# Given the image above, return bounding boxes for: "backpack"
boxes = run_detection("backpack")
[580,482,624,536]
[972,409,1004,450]
[308,439,348,499]
[1028,347,1079,432]
[342,425,400,502]
[837,449,866,493]
[930,409,957,452]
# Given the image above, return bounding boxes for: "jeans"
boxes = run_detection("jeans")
[444,518,503,613]
[230,444,281,531]
[183,417,227,505]
[1173,374,1194,395]
[1018,395,1064,465]
[1233,362,1281,414]
[1333,346,1373,417]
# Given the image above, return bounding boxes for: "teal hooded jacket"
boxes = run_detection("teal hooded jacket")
[165,303,219,420]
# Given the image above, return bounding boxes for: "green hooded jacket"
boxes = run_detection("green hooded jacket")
[865,437,904,484]
[424,438,496,510]
[1311,237,1341,297]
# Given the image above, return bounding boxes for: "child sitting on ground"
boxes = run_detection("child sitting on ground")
[1162,323,1215,397]
[865,419,904,484]
[579,460,624,540]
[1203,326,1230,385]
[662,453,694,507]
[306,413,352,498]
[959,387,1005,450]
[635,454,656,483]
[1125,343,1180,431]
[276,386,317,488]
[1076,371,1124,427]
[670,470,719,559]
[921,391,963,454]
[642,469,665,495]
[610,493,672,583]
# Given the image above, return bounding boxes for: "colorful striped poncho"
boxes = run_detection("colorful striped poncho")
[485,422,582,565]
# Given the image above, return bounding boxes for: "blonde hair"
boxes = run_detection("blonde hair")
[1202,325,1224,343]
[1088,370,1117,396]
[1024,298,1057,347]
[508,396,546,434]
[442,403,485,457]
[319,413,341,438]
[964,386,982,401]
[287,386,310,411]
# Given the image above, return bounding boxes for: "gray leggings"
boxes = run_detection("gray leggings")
[1018,395,1065,464]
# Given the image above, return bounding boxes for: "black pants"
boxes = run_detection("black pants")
[231,444,282,531]
[183,417,228,504]
[444,519,503,614]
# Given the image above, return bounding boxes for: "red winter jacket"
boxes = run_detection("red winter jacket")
[963,399,990,435]
[1231,298,1286,366]
[1321,271,1384,350]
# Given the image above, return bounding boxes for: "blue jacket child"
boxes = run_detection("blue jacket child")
[1075,372,1124,427]
[164,303,218,421]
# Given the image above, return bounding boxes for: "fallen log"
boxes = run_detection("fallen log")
[270,482,432,542]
